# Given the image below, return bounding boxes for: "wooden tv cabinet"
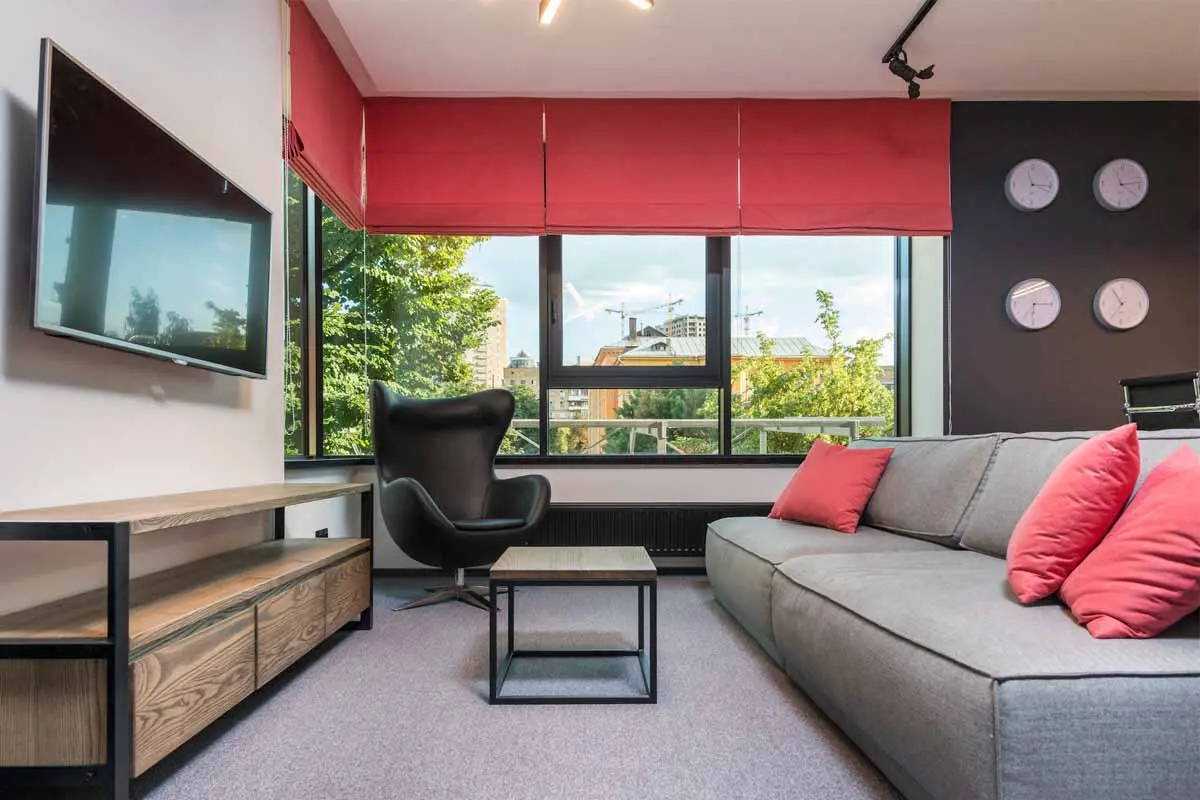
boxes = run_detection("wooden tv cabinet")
[0,482,374,800]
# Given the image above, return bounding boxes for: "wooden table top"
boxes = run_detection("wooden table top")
[490,546,656,581]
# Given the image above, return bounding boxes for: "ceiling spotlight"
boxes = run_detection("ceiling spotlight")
[629,0,655,9]
[538,0,564,25]
[887,49,934,100]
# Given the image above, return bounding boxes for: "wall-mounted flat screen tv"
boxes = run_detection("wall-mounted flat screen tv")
[31,39,271,379]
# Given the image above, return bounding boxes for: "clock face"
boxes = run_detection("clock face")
[1006,278,1061,331]
[1005,158,1059,211]
[1094,278,1149,330]
[1094,159,1149,211]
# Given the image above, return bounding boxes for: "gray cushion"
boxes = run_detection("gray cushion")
[704,518,943,665]
[850,434,997,543]
[771,550,1200,800]
[959,429,1200,558]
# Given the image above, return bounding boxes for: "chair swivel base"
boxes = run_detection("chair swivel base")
[394,584,498,611]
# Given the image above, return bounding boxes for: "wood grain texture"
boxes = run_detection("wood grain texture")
[132,608,255,776]
[0,659,106,766]
[0,482,370,534]
[490,546,657,581]
[0,538,369,652]
[324,553,371,634]
[256,572,326,688]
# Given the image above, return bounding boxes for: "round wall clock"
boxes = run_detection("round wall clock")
[1005,158,1059,212]
[1093,158,1149,211]
[1093,278,1149,330]
[1005,278,1061,330]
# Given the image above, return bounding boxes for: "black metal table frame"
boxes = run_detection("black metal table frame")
[488,577,657,705]
[0,487,375,800]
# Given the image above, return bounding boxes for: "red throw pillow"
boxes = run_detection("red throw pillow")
[1060,446,1200,638]
[1006,424,1140,604]
[768,438,893,534]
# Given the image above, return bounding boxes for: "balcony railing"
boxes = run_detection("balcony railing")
[508,416,887,455]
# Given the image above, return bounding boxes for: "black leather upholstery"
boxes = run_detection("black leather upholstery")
[370,382,551,569]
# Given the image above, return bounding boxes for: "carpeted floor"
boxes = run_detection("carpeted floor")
[53,577,899,800]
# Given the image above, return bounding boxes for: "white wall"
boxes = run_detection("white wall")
[0,0,284,614]
[911,236,946,435]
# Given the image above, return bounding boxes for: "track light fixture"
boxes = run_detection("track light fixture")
[539,0,653,26]
[881,0,941,99]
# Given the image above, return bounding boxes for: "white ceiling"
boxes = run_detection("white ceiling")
[315,0,1200,98]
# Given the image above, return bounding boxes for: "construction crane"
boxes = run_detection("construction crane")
[734,306,764,336]
[604,295,684,338]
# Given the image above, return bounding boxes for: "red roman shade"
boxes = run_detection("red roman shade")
[364,98,546,235]
[287,0,364,229]
[544,100,740,235]
[739,99,952,235]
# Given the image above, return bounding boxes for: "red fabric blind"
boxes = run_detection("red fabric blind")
[739,99,952,235]
[364,98,546,235]
[287,0,364,229]
[544,100,740,235]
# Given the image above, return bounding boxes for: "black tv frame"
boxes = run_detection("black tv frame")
[30,38,272,380]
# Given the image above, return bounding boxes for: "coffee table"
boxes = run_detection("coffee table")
[488,546,658,705]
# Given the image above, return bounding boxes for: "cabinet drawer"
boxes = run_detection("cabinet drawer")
[324,553,371,633]
[133,608,255,776]
[256,572,325,688]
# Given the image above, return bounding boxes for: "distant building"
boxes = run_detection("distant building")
[465,297,507,389]
[502,350,538,393]
[664,314,706,338]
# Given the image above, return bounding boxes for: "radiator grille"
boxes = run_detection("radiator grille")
[530,503,772,557]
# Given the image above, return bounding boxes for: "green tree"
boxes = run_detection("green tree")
[205,301,247,349]
[162,311,192,345]
[500,383,540,455]
[124,288,160,342]
[320,208,498,455]
[606,387,716,455]
[721,289,893,454]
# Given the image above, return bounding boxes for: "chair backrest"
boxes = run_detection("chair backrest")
[370,382,514,521]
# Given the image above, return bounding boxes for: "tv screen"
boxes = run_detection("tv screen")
[32,40,271,379]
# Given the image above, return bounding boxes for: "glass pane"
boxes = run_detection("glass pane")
[320,228,540,456]
[548,387,719,456]
[729,236,896,455]
[560,236,707,367]
[283,169,305,456]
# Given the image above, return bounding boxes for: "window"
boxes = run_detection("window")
[287,189,907,463]
[728,236,897,455]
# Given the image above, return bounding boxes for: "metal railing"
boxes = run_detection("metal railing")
[507,416,887,455]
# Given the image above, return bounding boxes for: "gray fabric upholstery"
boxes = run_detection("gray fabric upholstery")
[958,430,1200,558]
[996,676,1200,800]
[850,434,997,543]
[770,550,1200,800]
[704,518,943,665]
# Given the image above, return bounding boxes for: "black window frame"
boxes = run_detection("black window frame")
[285,191,912,467]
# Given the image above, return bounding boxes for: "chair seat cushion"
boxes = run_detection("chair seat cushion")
[452,517,525,531]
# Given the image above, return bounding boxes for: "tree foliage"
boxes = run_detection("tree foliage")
[124,288,160,341]
[608,387,716,454]
[319,209,497,455]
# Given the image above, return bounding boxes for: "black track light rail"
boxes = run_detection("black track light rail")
[881,0,942,63]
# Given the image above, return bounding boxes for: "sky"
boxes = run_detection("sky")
[38,205,253,337]
[462,235,896,367]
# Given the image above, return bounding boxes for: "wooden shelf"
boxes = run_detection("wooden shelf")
[0,538,369,653]
[0,482,370,535]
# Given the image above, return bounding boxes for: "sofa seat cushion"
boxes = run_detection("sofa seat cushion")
[774,550,1200,680]
[705,517,943,665]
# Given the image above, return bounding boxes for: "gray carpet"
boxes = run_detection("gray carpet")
[70,577,898,800]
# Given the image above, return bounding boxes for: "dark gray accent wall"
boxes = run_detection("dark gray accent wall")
[949,102,1200,434]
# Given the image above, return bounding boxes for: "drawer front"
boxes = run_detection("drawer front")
[256,571,326,688]
[0,660,106,766]
[133,608,255,776]
[324,553,371,633]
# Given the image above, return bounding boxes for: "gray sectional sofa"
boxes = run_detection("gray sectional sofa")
[706,430,1200,800]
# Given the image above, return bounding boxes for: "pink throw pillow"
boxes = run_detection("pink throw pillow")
[1006,424,1140,604]
[1060,446,1200,638]
[769,438,893,534]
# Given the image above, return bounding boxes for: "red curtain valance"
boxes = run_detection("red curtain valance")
[544,100,740,235]
[287,0,364,229]
[739,99,952,235]
[364,98,546,235]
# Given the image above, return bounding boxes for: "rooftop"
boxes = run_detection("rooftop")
[617,336,828,360]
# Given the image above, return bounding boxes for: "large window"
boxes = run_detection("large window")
[284,188,907,462]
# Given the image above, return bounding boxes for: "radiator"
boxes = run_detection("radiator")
[530,503,773,557]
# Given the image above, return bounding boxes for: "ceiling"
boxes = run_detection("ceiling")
[313,0,1200,99]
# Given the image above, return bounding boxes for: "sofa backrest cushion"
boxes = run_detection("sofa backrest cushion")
[848,434,998,544]
[959,430,1200,558]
